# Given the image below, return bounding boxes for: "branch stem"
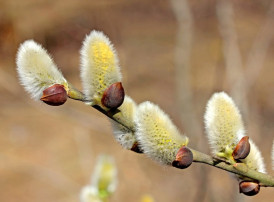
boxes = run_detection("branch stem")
[92,105,134,132]
[68,91,274,188]
[191,149,274,187]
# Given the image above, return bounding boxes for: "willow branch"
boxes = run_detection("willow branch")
[69,94,274,188]
[191,149,274,187]
[67,86,134,132]
[92,105,134,132]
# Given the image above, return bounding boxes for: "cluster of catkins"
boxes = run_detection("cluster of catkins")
[16,30,271,197]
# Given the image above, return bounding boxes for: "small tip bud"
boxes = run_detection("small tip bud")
[233,136,250,160]
[239,181,260,196]
[101,82,125,109]
[131,142,143,154]
[40,84,67,106]
[172,146,193,169]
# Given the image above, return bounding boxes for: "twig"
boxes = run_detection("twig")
[69,96,274,187]
[93,105,134,132]
[192,149,274,187]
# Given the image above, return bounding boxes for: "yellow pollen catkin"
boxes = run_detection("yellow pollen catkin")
[80,31,122,106]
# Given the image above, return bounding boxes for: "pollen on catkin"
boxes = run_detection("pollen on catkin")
[242,140,265,173]
[204,92,245,158]
[80,30,122,106]
[135,101,189,165]
[16,40,68,100]
[111,96,137,150]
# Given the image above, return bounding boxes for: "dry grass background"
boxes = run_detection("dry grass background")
[0,0,273,201]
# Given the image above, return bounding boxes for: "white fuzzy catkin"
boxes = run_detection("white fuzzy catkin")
[204,92,245,155]
[80,186,102,202]
[204,92,266,172]
[242,140,265,173]
[16,40,67,100]
[80,30,122,105]
[111,96,137,150]
[135,101,189,165]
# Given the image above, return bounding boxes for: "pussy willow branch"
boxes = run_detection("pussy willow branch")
[191,149,274,187]
[93,105,134,132]
[70,90,274,187]
[68,86,134,132]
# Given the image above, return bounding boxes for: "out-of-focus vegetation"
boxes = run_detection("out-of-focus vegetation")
[0,0,273,201]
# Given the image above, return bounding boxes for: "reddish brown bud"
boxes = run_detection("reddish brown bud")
[232,136,250,160]
[131,142,143,154]
[239,181,260,196]
[40,84,67,106]
[172,146,193,169]
[101,82,125,109]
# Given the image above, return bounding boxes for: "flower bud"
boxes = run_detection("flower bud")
[40,84,67,106]
[232,136,250,160]
[239,181,260,196]
[172,146,193,169]
[101,82,125,109]
[131,142,143,153]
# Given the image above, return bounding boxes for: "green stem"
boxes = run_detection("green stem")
[191,149,274,187]
[67,83,86,101]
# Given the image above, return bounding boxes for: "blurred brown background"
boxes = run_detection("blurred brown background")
[0,0,273,201]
